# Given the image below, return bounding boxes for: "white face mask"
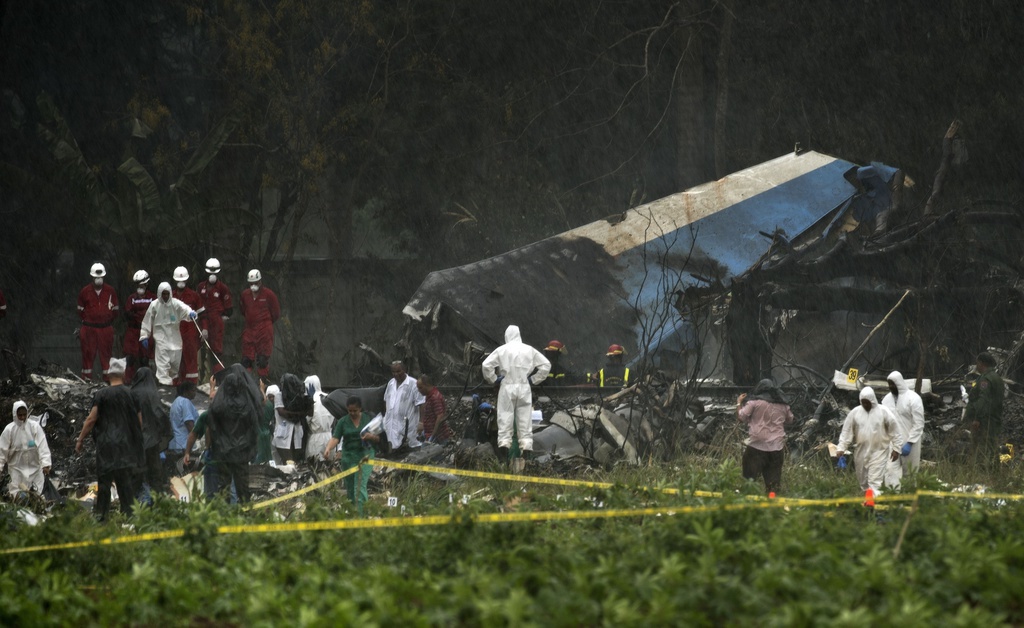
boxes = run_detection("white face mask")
[176,281,186,289]
[250,284,259,293]
[137,286,146,295]
[93,278,103,287]
[208,274,217,284]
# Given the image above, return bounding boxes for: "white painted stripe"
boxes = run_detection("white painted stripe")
[565,151,841,257]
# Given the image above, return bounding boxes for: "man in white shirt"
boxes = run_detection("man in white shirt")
[382,361,424,450]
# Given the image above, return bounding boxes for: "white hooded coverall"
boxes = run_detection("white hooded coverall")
[881,370,925,475]
[304,375,333,459]
[0,401,52,496]
[141,282,196,385]
[837,387,903,493]
[482,325,551,451]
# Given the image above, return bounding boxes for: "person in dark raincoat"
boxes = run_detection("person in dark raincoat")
[131,367,173,496]
[736,379,794,494]
[206,364,262,502]
[76,358,145,521]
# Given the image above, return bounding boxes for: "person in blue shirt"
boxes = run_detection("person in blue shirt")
[166,382,198,477]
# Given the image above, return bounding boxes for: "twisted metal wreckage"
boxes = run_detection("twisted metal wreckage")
[397,127,1024,461]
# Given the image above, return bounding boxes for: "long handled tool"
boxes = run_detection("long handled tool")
[192,316,225,370]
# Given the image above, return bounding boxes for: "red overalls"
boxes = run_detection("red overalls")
[197,279,233,374]
[77,283,119,380]
[239,287,280,378]
[173,286,204,384]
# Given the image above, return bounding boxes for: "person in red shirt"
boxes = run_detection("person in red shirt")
[172,266,204,385]
[123,270,155,383]
[417,375,451,444]
[197,258,233,375]
[77,263,119,381]
[239,269,280,379]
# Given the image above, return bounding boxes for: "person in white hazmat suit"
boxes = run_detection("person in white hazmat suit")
[881,371,925,479]
[482,325,551,461]
[0,401,52,497]
[835,386,903,493]
[140,282,198,385]
[304,375,333,460]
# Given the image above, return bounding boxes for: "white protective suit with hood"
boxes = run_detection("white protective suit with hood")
[881,370,925,475]
[304,375,333,459]
[837,387,903,493]
[141,282,196,385]
[482,325,551,451]
[0,401,52,496]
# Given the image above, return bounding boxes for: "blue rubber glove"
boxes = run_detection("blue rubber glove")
[901,442,913,457]
[836,455,847,469]
[495,375,504,387]
[141,338,149,350]
[188,311,198,320]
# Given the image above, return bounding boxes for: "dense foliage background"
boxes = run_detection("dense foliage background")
[1,0,1022,372]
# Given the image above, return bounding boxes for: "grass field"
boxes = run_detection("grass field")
[2,453,1023,626]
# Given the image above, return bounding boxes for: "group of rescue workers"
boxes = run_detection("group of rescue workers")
[76,258,280,385]
[0,285,1010,519]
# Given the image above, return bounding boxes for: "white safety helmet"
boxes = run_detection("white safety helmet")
[173,266,189,282]
[247,269,262,283]
[205,258,221,274]
[90,263,106,278]
[132,270,150,284]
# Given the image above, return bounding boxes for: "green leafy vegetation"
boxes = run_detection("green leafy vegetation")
[2,458,1024,625]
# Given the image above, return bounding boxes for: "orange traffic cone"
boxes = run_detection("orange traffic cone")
[863,488,875,507]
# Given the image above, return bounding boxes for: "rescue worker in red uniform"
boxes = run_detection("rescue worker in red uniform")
[77,263,119,381]
[197,258,233,374]
[123,269,155,383]
[239,269,280,379]
[172,266,204,385]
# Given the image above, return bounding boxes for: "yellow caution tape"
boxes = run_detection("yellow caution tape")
[245,466,360,511]
[367,459,721,498]
[4,489,1022,556]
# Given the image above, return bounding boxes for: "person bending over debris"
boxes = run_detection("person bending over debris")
[964,351,1005,467]
[382,361,424,450]
[140,282,198,386]
[323,396,377,513]
[482,325,551,464]
[167,382,199,476]
[881,371,925,476]
[206,365,262,502]
[75,358,145,521]
[184,374,236,503]
[736,379,794,494]
[0,401,51,498]
[131,367,173,497]
[834,387,902,494]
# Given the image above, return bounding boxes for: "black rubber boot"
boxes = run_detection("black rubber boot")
[498,446,509,466]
